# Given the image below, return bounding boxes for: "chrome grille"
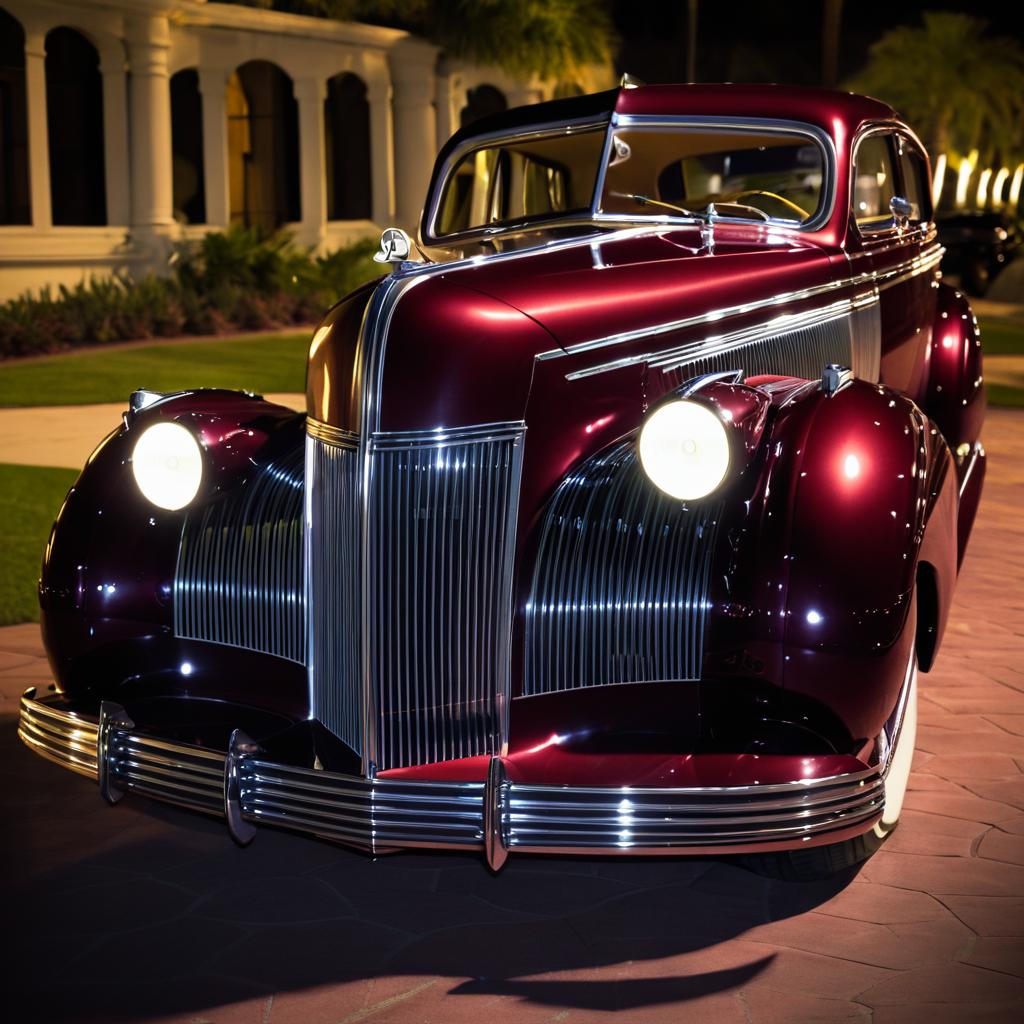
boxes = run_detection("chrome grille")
[308,422,526,771]
[524,440,720,695]
[306,432,362,753]
[175,447,305,663]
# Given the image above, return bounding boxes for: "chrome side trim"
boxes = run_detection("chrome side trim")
[536,244,941,370]
[566,292,878,381]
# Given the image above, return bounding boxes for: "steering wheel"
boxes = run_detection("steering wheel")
[719,189,811,219]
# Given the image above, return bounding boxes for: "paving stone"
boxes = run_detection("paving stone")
[939,896,1024,937]
[858,962,1024,1006]
[978,829,1024,866]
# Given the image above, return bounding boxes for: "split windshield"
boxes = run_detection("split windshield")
[434,122,826,237]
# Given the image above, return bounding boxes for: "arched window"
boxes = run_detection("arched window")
[460,84,507,128]
[171,69,205,224]
[324,72,371,221]
[46,27,106,226]
[227,61,300,232]
[0,7,30,224]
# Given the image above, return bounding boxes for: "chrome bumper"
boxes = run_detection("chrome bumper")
[18,688,885,869]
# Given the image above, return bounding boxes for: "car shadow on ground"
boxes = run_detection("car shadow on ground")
[3,719,862,1021]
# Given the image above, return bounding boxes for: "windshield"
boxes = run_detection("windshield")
[436,128,607,237]
[432,121,827,238]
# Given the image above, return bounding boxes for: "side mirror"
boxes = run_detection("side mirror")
[890,195,913,229]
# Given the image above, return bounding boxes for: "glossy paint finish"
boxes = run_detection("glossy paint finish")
[40,390,310,719]
[31,85,987,862]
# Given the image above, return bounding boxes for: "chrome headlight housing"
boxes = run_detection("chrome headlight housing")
[637,399,731,501]
[131,421,204,511]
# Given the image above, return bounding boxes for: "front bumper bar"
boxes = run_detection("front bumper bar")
[18,688,885,869]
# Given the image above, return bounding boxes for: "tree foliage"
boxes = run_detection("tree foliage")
[235,0,616,82]
[846,12,1024,164]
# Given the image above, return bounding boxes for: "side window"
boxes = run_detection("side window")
[853,134,897,231]
[897,137,932,223]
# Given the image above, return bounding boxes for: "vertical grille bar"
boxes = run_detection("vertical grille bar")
[524,440,721,695]
[306,432,362,753]
[174,447,305,663]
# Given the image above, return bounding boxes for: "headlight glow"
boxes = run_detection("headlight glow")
[638,399,731,500]
[131,422,203,510]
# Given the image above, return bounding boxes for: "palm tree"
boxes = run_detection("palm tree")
[846,12,1024,167]
[256,1,616,84]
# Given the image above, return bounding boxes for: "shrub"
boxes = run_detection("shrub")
[0,227,382,359]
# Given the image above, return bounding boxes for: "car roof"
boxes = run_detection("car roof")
[436,83,898,163]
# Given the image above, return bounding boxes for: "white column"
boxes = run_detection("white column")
[100,50,130,226]
[23,30,51,229]
[434,60,462,150]
[389,38,438,233]
[293,76,326,249]
[198,68,230,227]
[125,14,175,266]
[367,79,395,226]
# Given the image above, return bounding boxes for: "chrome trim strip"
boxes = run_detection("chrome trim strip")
[537,244,941,372]
[306,418,359,449]
[958,442,985,500]
[370,420,526,451]
[565,292,879,381]
[18,689,887,862]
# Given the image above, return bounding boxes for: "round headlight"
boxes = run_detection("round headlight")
[638,399,731,501]
[131,422,203,511]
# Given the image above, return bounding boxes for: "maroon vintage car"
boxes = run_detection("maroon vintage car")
[21,83,985,879]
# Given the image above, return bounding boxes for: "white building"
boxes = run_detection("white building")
[0,0,602,301]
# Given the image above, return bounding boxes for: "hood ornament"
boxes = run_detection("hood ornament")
[374,227,421,272]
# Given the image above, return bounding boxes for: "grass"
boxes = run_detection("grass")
[0,463,78,625]
[979,318,1024,357]
[0,331,309,407]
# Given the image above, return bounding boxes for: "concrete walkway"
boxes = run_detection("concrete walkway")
[2,409,1022,1023]
[0,393,306,469]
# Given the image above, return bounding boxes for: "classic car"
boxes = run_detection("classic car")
[20,82,986,880]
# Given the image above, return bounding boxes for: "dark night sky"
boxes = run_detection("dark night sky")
[612,0,1024,85]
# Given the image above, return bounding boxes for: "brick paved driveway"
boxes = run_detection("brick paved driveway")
[2,410,1022,1024]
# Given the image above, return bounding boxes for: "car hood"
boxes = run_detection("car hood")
[428,223,841,354]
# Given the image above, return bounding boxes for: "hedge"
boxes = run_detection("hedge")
[0,227,381,358]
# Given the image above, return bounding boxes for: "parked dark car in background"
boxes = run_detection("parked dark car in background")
[20,83,986,882]
[937,210,1022,296]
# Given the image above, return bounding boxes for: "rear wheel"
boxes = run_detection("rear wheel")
[741,653,918,883]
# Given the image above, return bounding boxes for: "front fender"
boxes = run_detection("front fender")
[709,378,954,740]
[40,390,303,709]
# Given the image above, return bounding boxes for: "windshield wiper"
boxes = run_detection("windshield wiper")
[621,193,701,218]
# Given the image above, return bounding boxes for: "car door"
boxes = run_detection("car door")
[848,128,930,399]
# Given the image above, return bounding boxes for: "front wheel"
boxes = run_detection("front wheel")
[742,653,918,882]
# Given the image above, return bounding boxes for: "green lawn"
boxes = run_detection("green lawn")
[0,463,78,625]
[980,318,1024,357]
[0,331,309,407]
